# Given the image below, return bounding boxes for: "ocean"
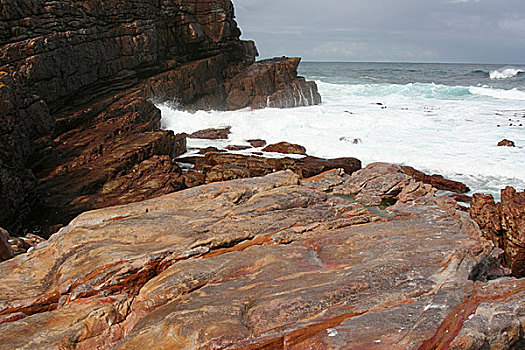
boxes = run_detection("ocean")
[159,62,525,200]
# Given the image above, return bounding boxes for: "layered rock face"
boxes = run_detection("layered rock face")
[0,169,523,349]
[0,0,320,234]
[470,187,525,277]
[191,152,362,184]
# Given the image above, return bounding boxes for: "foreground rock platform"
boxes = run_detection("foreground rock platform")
[0,168,523,349]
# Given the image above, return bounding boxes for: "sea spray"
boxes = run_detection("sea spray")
[159,62,525,200]
[490,67,524,80]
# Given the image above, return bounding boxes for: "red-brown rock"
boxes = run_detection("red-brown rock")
[470,193,504,246]
[26,95,187,235]
[401,165,470,193]
[500,187,525,276]
[497,139,516,147]
[0,0,321,235]
[225,145,251,151]
[0,228,14,261]
[196,147,226,155]
[195,152,361,183]
[325,163,437,206]
[189,127,231,140]
[277,156,362,178]
[451,193,473,203]
[470,187,525,277]
[0,171,521,349]
[225,57,322,110]
[6,233,46,256]
[262,141,307,155]
[248,139,267,147]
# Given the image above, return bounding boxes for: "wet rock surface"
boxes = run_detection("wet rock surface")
[326,162,437,206]
[248,139,267,148]
[225,57,321,110]
[401,165,470,193]
[0,170,523,349]
[192,152,362,183]
[262,141,308,155]
[189,127,231,140]
[470,187,525,277]
[0,0,321,234]
[497,139,516,147]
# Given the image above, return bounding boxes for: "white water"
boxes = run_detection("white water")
[489,67,524,80]
[160,81,525,200]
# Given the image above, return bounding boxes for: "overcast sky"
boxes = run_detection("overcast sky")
[232,0,525,64]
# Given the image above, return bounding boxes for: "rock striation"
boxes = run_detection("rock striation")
[225,57,321,109]
[0,170,523,349]
[470,187,525,277]
[190,152,362,183]
[401,165,470,194]
[0,0,321,235]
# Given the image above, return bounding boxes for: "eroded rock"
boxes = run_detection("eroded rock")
[189,127,231,140]
[0,170,521,349]
[248,139,267,148]
[29,95,188,235]
[470,187,525,277]
[0,0,321,235]
[262,141,307,155]
[195,152,361,183]
[328,162,436,206]
[497,139,516,147]
[0,228,14,261]
[401,165,470,193]
[225,57,321,110]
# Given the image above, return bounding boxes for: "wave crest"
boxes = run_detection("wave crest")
[469,86,525,101]
[489,67,524,80]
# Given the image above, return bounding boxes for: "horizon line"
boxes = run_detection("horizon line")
[256,56,524,66]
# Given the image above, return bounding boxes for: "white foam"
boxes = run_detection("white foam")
[159,80,525,199]
[469,86,525,101]
[489,67,523,80]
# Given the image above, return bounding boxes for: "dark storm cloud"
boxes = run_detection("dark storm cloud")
[232,0,525,63]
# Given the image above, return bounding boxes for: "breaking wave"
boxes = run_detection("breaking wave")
[489,67,524,80]
[318,81,525,101]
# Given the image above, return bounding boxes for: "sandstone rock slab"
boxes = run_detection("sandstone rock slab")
[0,170,522,349]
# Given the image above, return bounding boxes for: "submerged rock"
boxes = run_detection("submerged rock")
[497,139,516,147]
[0,170,522,349]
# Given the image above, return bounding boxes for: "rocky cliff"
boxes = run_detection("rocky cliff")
[0,0,321,235]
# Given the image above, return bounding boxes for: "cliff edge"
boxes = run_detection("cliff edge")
[0,0,321,234]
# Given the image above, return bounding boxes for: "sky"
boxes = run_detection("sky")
[232,0,525,64]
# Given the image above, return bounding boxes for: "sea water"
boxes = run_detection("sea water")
[159,62,525,200]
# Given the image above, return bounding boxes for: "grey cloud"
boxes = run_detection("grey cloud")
[232,0,525,63]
